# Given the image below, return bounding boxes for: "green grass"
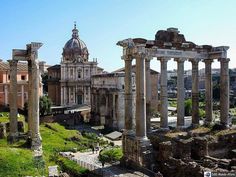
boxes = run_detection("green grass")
[0,112,25,123]
[0,140,44,177]
[0,115,96,176]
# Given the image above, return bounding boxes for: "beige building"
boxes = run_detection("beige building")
[48,24,103,106]
[91,72,136,130]
[0,60,43,109]
[114,65,160,112]
[91,66,159,130]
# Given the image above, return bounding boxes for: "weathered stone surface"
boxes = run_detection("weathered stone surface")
[155,28,186,43]
[159,141,172,161]
[191,137,208,160]
[0,123,6,138]
[175,139,192,160]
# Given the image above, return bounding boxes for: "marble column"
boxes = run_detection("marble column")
[204,59,214,124]
[190,59,200,126]
[135,53,147,139]
[4,85,8,106]
[124,55,134,132]
[28,60,33,137]
[159,57,170,128]
[31,58,42,150]
[8,60,18,142]
[219,58,230,126]
[175,58,186,127]
[145,57,152,132]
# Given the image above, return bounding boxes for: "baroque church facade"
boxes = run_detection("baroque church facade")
[48,24,103,106]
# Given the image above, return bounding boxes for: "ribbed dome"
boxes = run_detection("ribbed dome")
[64,38,87,50]
[62,23,89,62]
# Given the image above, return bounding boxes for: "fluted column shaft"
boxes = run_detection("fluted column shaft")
[8,60,18,140]
[219,58,230,126]
[135,53,147,138]
[175,58,185,127]
[145,58,152,132]
[190,59,200,125]
[159,58,169,128]
[124,56,134,131]
[204,59,214,124]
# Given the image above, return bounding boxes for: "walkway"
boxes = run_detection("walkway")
[60,151,149,177]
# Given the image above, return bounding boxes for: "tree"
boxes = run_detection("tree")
[213,83,220,101]
[98,147,123,164]
[184,99,192,116]
[39,96,52,116]
[41,73,48,94]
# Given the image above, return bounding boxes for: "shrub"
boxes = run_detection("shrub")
[57,157,89,177]
[98,147,123,164]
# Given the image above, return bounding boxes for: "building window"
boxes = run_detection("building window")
[86,87,88,95]
[8,75,10,80]
[122,85,125,89]
[21,75,26,80]
[78,71,81,78]
[85,69,88,76]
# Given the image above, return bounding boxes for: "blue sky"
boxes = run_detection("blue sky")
[0,0,235,72]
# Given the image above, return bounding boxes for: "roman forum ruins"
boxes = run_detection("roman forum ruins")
[117,28,230,168]
[8,42,42,151]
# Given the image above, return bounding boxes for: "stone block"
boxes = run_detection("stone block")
[0,123,6,138]
[175,139,192,160]
[159,141,172,161]
[191,137,208,160]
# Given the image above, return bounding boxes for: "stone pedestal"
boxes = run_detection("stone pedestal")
[122,133,153,169]
[204,59,214,124]
[8,60,18,143]
[219,58,230,127]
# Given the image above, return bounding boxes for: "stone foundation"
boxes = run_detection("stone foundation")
[122,133,153,169]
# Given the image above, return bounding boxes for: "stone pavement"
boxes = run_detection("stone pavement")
[60,151,149,177]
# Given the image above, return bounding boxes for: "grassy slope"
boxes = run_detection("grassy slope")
[0,121,89,176]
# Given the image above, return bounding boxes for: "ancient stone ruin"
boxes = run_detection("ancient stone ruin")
[7,42,43,152]
[117,28,233,176]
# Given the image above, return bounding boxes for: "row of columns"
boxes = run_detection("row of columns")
[124,54,230,134]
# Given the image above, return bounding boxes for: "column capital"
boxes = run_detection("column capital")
[203,59,214,64]
[121,55,133,61]
[145,56,152,62]
[174,58,186,63]
[189,58,201,63]
[8,60,18,66]
[218,58,230,63]
[157,57,171,62]
[134,51,146,59]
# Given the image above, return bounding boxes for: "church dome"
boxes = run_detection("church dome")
[62,23,89,62]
